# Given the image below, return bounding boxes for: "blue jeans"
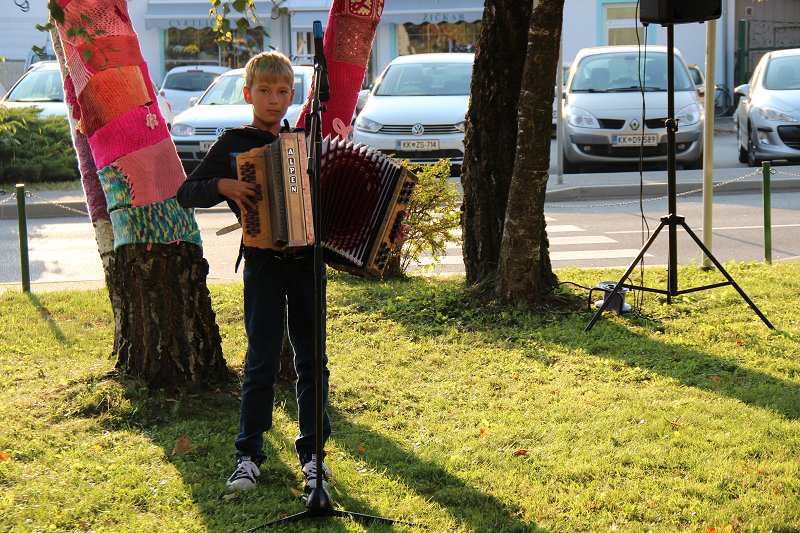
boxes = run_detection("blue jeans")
[235,248,331,465]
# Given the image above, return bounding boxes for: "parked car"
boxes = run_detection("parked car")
[170,65,314,172]
[353,53,473,171]
[733,47,800,167]
[561,45,703,172]
[1,61,175,129]
[159,65,230,115]
[687,64,706,97]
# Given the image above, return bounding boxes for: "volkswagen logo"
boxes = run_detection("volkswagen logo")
[411,123,425,136]
[630,119,640,131]
[216,127,227,137]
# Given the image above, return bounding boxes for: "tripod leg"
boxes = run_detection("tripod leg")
[584,221,666,331]
[679,221,774,329]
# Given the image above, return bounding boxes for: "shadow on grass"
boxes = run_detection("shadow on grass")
[26,291,68,344]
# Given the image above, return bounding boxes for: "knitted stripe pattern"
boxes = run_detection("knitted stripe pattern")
[97,165,133,212]
[78,65,150,137]
[67,35,144,96]
[109,198,202,248]
[112,138,187,207]
[295,0,384,136]
[63,73,81,122]
[89,105,169,169]
[74,131,110,222]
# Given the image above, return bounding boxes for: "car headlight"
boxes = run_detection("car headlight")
[676,103,701,126]
[454,120,466,133]
[355,115,383,133]
[757,106,799,123]
[171,123,194,136]
[566,106,600,128]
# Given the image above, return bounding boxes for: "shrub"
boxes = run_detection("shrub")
[383,159,461,277]
[0,106,79,183]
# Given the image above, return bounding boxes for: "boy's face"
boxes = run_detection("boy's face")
[243,76,294,134]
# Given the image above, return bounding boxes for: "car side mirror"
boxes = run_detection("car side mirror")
[734,84,750,98]
[189,96,199,107]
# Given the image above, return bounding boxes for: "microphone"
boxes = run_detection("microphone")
[313,20,330,102]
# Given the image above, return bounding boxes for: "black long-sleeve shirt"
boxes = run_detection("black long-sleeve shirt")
[176,125,280,219]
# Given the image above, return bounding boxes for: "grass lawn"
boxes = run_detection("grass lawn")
[1,262,799,532]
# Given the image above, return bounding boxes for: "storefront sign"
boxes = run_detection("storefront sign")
[421,12,467,23]
[167,18,216,29]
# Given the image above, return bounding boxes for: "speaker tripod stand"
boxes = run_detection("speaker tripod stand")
[584,24,774,332]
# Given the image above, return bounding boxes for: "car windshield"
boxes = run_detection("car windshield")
[200,73,306,105]
[164,71,221,92]
[6,68,63,102]
[763,56,800,90]
[375,62,472,96]
[570,52,694,92]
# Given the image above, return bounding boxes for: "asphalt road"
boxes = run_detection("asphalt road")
[2,191,797,289]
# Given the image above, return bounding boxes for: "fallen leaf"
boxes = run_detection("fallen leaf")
[358,445,366,454]
[669,417,683,427]
[165,398,178,403]
[221,493,238,501]
[735,338,746,346]
[721,526,733,533]
[478,428,488,437]
[89,444,102,452]
[0,452,11,461]
[713,375,721,384]
[703,528,717,533]
[512,449,528,457]
[291,487,303,498]
[171,436,196,456]
[423,487,438,494]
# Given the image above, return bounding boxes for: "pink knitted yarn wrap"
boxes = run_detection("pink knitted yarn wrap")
[88,105,169,169]
[294,0,384,137]
[111,138,187,207]
[78,65,149,137]
[66,35,145,96]
[74,132,110,222]
[63,74,82,122]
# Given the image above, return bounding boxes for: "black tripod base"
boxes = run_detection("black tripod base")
[243,487,415,531]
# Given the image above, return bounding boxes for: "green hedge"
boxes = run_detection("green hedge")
[0,106,79,183]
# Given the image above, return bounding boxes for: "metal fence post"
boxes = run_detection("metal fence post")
[16,183,31,292]
[762,162,772,265]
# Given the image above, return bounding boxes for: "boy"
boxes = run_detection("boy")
[176,51,331,492]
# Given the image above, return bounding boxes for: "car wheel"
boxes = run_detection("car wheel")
[737,122,748,163]
[746,124,762,168]
[562,153,579,174]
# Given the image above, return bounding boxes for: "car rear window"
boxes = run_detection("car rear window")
[6,68,64,102]
[164,71,221,91]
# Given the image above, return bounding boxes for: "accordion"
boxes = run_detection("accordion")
[236,133,417,278]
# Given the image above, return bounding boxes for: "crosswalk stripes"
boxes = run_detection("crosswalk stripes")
[412,214,652,272]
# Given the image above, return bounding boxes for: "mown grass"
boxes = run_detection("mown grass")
[0,180,82,192]
[1,262,799,532]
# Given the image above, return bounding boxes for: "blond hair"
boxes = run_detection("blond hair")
[244,51,294,88]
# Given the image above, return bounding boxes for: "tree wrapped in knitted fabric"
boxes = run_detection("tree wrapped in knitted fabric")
[294,0,384,137]
[50,0,226,387]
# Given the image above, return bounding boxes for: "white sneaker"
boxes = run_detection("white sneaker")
[302,454,331,492]
[226,456,260,490]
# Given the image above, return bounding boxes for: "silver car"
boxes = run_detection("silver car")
[734,48,800,167]
[562,45,704,172]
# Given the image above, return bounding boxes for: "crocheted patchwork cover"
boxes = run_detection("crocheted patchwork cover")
[97,165,133,212]
[295,0,384,137]
[74,132,110,223]
[112,138,186,207]
[89,105,169,169]
[110,198,202,248]
[78,66,150,136]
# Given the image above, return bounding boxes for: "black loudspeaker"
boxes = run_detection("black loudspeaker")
[639,0,721,25]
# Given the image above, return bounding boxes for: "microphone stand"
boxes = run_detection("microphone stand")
[243,23,411,532]
[584,24,773,332]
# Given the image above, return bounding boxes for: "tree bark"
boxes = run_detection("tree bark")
[495,0,563,304]
[112,243,228,387]
[461,0,533,285]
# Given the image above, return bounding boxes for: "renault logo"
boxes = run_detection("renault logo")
[216,127,227,137]
[411,123,425,136]
[630,119,640,131]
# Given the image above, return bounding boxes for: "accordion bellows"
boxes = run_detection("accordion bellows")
[236,134,416,278]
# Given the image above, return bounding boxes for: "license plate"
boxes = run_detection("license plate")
[613,134,657,146]
[397,139,440,151]
[199,141,215,153]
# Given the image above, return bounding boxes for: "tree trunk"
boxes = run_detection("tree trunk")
[495,0,563,304]
[461,0,533,285]
[112,244,228,387]
[50,0,225,388]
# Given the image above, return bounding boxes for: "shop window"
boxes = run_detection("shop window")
[603,3,644,46]
[396,21,480,56]
[164,27,265,71]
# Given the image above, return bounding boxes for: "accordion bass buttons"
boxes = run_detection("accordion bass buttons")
[397,180,415,205]
[373,242,392,271]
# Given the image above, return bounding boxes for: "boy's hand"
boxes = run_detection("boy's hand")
[218,178,259,211]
